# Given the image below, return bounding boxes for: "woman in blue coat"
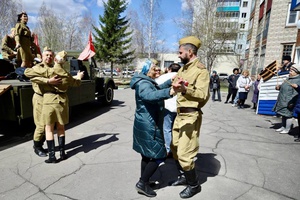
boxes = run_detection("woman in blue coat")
[130,59,175,197]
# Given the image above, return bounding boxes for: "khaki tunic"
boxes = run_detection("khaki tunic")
[1,35,16,60]
[26,63,81,125]
[15,22,33,63]
[171,58,210,171]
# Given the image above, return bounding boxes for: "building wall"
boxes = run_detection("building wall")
[265,0,297,64]
[247,0,298,75]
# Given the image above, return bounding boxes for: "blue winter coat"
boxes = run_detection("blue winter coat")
[130,73,172,159]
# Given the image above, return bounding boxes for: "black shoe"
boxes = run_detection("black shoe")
[45,157,57,163]
[224,101,228,104]
[135,180,156,197]
[294,138,300,142]
[171,175,187,186]
[179,185,201,198]
[33,146,47,157]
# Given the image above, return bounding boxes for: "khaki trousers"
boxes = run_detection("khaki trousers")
[32,93,45,141]
[171,111,202,171]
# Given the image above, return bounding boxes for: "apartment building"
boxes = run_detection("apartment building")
[246,0,299,75]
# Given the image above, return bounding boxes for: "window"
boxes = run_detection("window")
[243,1,248,7]
[237,44,243,49]
[286,3,299,26]
[241,13,247,18]
[240,23,245,29]
[282,44,293,57]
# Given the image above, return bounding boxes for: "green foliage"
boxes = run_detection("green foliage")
[93,0,135,76]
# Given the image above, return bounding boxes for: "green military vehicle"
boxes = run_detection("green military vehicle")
[0,51,116,124]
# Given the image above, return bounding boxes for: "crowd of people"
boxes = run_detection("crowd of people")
[210,56,300,143]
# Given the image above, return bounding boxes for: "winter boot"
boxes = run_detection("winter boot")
[179,168,201,199]
[33,140,47,157]
[45,140,57,164]
[58,136,68,161]
[135,179,156,197]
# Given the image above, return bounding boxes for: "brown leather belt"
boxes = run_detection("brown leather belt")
[177,107,200,113]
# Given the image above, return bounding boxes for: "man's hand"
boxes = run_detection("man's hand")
[48,75,62,85]
[172,77,187,93]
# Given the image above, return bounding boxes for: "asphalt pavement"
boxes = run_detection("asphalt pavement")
[0,88,299,200]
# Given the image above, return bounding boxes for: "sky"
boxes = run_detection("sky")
[20,0,190,52]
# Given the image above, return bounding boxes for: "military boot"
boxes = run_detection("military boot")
[58,136,68,161]
[170,161,187,186]
[179,168,201,199]
[33,140,47,157]
[45,140,57,164]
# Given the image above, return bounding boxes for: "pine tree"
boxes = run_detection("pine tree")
[93,0,135,77]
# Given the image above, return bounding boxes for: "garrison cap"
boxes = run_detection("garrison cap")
[179,36,201,49]
[11,28,15,32]
[151,59,158,66]
[43,46,52,52]
[56,50,67,60]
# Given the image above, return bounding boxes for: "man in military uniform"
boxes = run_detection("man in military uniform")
[24,47,62,157]
[1,28,17,61]
[171,36,210,198]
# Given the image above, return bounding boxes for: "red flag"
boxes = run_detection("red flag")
[78,31,96,60]
[33,34,41,56]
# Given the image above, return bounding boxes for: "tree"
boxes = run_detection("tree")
[0,0,20,40]
[35,2,94,52]
[93,0,135,78]
[179,0,241,73]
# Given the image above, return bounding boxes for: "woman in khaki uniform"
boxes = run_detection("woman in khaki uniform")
[15,11,34,68]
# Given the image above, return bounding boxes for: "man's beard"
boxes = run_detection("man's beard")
[181,56,189,65]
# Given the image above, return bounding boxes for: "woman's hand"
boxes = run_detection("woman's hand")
[291,84,298,88]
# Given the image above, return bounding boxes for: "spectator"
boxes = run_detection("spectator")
[278,55,293,75]
[210,70,221,102]
[273,65,300,134]
[1,28,17,61]
[251,74,261,110]
[236,69,252,109]
[155,63,181,156]
[291,75,300,142]
[130,59,175,197]
[225,68,239,104]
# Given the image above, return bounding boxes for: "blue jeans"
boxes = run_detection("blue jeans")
[233,92,239,104]
[163,109,177,153]
[212,89,221,101]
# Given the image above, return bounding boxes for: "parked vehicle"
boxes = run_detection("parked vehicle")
[0,51,117,124]
[219,73,229,81]
[103,68,119,76]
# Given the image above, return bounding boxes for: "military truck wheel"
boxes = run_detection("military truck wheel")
[103,84,114,105]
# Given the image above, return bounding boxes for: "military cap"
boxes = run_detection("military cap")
[56,50,67,60]
[179,36,201,49]
[43,46,52,52]
[11,28,15,32]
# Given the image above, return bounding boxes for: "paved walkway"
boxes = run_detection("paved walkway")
[0,89,299,200]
